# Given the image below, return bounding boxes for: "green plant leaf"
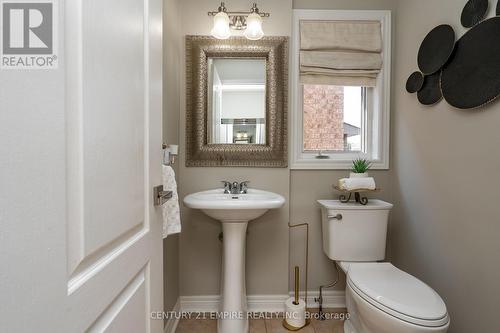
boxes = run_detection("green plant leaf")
[351,158,372,173]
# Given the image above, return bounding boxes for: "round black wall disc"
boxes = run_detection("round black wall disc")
[461,0,489,28]
[418,71,443,106]
[406,71,424,93]
[442,17,500,109]
[418,25,456,75]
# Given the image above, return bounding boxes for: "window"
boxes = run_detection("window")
[291,10,391,169]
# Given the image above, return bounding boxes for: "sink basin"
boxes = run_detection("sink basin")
[183,188,285,333]
[183,189,285,221]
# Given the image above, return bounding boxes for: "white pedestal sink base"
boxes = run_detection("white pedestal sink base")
[218,221,249,333]
[183,189,286,333]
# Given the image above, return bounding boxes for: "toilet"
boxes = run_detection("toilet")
[318,200,450,333]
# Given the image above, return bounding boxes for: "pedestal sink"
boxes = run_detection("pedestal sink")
[183,189,285,333]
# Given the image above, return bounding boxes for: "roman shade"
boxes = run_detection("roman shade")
[300,20,383,86]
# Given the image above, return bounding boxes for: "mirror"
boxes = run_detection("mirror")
[185,36,288,167]
[207,58,267,145]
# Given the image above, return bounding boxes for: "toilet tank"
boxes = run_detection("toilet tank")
[317,200,393,262]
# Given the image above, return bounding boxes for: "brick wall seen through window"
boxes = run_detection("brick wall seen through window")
[303,85,363,152]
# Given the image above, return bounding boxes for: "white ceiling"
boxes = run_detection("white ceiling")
[213,58,266,85]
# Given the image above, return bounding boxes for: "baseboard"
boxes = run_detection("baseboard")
[164,298,180,333]
[290,290,346,309]
[179,290,345,313]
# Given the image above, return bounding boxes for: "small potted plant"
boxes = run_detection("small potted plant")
[350,158,372,178]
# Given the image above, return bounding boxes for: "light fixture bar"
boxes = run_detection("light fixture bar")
[207,2,270,18]
[208,11,270,17]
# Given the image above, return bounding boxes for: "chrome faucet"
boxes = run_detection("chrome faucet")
[221,181,250,194]
[231,182,239,194]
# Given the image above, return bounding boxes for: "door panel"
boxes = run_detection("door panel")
[65,0,163,331]
[81,0,146,257]
[67,235,154,331]
[0,0,162,331]
[87,267,148,333]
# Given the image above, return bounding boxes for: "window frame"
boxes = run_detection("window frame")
[290,10,391,170]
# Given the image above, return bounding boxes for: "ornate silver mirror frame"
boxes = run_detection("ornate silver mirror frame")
[185,36,288,167]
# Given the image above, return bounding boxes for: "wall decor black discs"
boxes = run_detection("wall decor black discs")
[406,71,424,93]
[417,25,456,75]
[441,17,500,109]
[417,71,443,106]
[461,0,489,28]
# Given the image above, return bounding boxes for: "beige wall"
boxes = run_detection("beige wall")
[289,0,398,294]
[390,1,500,332]
[174,0,399,297]
[163,0,181,312]
[166,1,500,332]
[289,170,393,291]
[177,0,292,296]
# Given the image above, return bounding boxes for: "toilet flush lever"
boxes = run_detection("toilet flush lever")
[328,213,342,221]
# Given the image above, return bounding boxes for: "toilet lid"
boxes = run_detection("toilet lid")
[347,263,449,327]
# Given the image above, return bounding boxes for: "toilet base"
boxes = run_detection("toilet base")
[344,320,357,333]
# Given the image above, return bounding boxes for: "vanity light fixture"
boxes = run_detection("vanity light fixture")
[210,3,231,39]
[208,2,269,40]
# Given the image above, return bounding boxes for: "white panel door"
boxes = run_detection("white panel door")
[0,0,164,332]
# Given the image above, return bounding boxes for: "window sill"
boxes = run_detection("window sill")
[290,155,389,170]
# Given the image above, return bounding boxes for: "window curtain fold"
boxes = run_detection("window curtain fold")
[299,20,383,87]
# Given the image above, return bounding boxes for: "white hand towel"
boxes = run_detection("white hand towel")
[162,165,181,238]
[339,177,376,191]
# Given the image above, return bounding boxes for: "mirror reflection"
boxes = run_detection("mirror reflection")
[207,58,266,144]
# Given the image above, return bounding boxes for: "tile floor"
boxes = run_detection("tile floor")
[175,309,347,333]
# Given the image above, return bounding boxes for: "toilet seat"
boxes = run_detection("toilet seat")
[346,262,449,328]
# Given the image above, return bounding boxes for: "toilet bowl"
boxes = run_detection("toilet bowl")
[318,200,449,333]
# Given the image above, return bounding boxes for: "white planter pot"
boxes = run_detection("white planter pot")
[350,172,369,178]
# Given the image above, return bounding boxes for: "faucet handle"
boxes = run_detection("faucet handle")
[221,180,231,194]
[239,181,250,193]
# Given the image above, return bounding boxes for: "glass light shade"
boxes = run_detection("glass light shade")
[244,12,264,40]
[211,12,231,39]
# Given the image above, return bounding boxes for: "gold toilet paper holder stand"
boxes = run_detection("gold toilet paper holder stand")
[283,222,311,331]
